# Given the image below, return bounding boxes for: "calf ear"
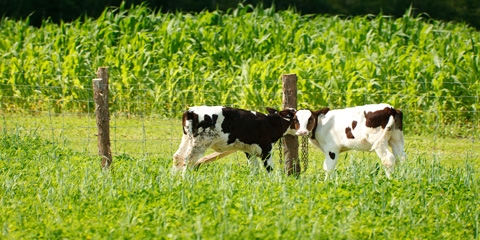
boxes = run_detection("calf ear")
[279,108,296,119]
[313,108,330,118]
[266,107,278,114]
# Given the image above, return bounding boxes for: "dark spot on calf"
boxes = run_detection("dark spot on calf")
[212,114,218,125]
[345,127,355,139]
[394,109,403,131]
[329,152,336,160]
[364,107,403,131]
[201,114,213,127]
[364,107,394,129]
[196,114,217,133]
[221,107,293,150]
[352,120,357,130]
[183,111,219,137]
[309,108,330,140]
[182,112,189,134]
[183,111,199,135]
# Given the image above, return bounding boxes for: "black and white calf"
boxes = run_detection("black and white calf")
[290,104,406,179]
[173,106,296,173]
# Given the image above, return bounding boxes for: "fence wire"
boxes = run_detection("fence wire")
[1,81,478,164]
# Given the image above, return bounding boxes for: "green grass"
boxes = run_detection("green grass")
[1,115,478,239]
[2,113,477,163]
[0,4,479,238]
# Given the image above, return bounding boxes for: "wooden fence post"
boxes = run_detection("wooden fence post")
[282,73,300,176]
[93,67,112,169]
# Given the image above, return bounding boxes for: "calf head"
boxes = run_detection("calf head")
[293,108,330,136]
[266,107,297,133]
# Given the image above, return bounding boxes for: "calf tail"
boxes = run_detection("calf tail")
[371,115,395,151]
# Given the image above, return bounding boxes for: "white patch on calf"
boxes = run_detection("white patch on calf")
[294,110,313,136]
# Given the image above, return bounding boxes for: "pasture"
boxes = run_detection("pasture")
[1,114,479,239]
[1,3,479,239]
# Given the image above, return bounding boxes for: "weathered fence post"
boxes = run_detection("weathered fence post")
[93,67,112,169]
[282,73,300,176]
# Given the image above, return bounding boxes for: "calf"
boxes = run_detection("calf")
[173,106,296,173]
[290,104,406,179]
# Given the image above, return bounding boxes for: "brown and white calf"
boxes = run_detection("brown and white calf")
[290,104,406,179]
[173,106,296,174]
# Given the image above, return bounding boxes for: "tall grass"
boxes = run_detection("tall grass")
[0,4,479,132]
[0,129,478,238]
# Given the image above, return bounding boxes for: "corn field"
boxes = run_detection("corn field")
[1,4,479,134]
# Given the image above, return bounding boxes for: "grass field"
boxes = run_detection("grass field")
[1,3,479,239]
[1,115,478,239]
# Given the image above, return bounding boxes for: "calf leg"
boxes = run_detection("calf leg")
[183,139,210,174]
[323,150,339,181]
[173,134,190,171]
[262,152,274,172]
[194,150,236,169]
[374,141,396,178]
[389,131,406,163]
